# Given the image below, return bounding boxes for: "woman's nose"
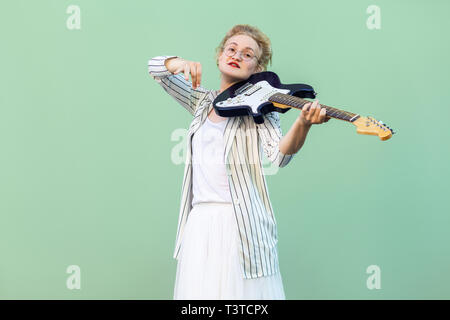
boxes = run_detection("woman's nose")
[230,51,244,60]
[232,54,243,61]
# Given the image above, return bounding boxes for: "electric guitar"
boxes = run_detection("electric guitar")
[213,71,395,141]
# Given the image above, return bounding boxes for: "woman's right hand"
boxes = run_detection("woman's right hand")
[165,57,202,89]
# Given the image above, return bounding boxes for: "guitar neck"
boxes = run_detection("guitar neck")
[269,93,360,122]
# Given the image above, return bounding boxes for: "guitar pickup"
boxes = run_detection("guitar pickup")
[244,86,262,96]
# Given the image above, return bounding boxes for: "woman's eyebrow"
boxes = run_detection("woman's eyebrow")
[228,42,256,52]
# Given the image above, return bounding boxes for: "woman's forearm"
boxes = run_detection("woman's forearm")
[279,118,312,155]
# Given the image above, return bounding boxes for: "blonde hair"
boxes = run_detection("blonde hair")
[215,24,272,72]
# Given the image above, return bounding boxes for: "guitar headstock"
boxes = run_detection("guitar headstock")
[352,116,395,141]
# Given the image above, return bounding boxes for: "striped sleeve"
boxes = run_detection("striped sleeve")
[256,111,295,168]
[148,55,208,116]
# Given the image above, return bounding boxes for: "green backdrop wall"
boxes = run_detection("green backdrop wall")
[1,0,449,299]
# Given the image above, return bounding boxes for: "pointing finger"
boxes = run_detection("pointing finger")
[184,63,190,81]
[196,62,202,88]
[190,62,197,88]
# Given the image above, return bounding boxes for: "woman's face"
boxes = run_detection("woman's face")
[218,34,262,82]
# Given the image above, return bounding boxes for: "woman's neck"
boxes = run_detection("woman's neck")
[219,74,241,94]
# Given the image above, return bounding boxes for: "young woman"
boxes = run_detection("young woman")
[148,24,329,300]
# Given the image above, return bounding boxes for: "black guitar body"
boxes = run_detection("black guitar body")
[212,71,317,124]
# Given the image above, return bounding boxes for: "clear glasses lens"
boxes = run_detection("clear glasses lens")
[224,45,255,61]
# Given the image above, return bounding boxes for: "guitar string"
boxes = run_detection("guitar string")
[270,93,357,121]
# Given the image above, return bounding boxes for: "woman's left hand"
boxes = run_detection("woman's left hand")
[298,99,331,126]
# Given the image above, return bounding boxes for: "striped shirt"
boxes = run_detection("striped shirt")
[148,55,296,279]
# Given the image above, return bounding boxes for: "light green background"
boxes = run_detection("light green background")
[1,0,449,299]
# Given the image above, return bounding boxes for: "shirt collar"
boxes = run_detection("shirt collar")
[205,90,221,112]
[207,89,221,102]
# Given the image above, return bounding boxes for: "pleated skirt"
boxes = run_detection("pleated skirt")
[173,202,286,300]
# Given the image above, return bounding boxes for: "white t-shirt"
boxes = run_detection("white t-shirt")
[191,117,232,206]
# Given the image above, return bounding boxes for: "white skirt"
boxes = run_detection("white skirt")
[173,202,286,300]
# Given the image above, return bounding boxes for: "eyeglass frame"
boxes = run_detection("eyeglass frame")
[222,43,260,64]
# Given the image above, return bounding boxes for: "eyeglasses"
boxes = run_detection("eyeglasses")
[223,44,258,62]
